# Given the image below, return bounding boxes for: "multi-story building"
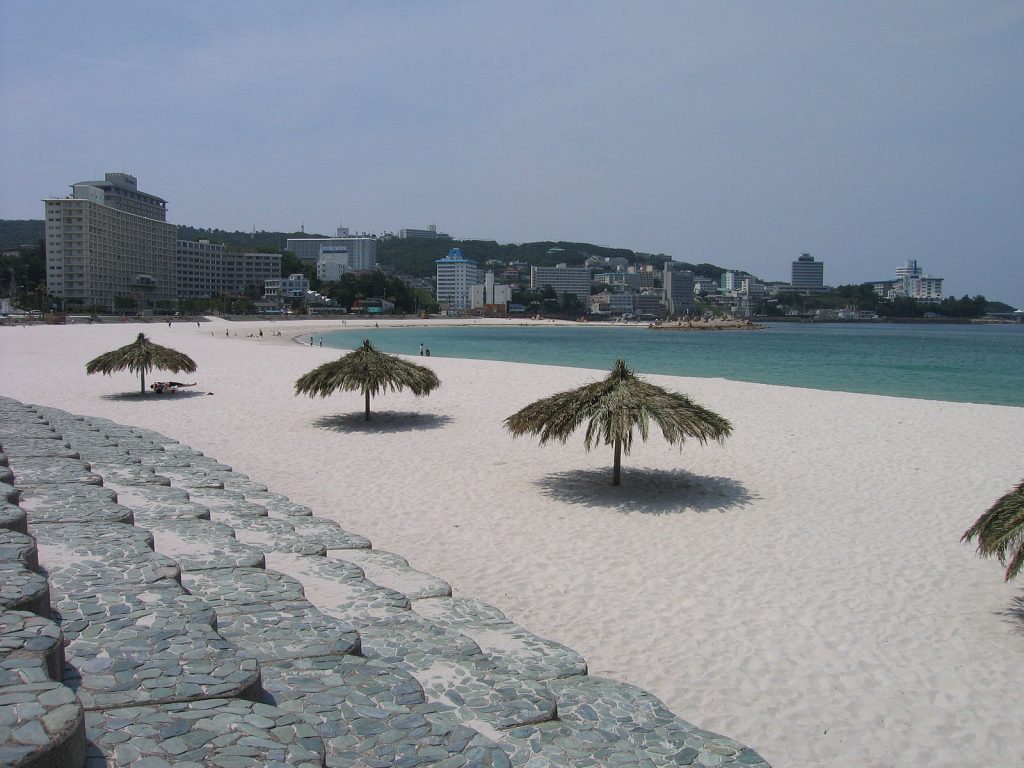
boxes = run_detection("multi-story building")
[43,173,177,310]
[720,271,746,292]
[662,262,695,316]
[469,271,511,310]
[316,247,352,282]
[875,259,944,302]
[264,273,311,301]
[531,264,592,303]
[589,291,634,316]
[435,248,480,311]
[175,240,281,299]
[400,224,448,239]
[791,253,824,289]
[286,226,376,270]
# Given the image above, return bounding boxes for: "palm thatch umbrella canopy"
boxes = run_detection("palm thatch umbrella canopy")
[962,479,1024,581]
[294,339,440,421]
[505,359,732,486]
[85,332,197,394]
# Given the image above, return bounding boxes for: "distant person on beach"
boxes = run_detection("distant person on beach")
[318,337,323,347]
[310,336,314,346]
[420,343,425,356]
[425,348,431,356]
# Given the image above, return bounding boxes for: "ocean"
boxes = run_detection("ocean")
[318,322,1024,407]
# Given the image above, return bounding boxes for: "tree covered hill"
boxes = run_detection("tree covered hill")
[0,220,44,247]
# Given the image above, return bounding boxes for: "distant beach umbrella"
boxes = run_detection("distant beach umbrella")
[962,479,1024,581]
[505,359,732,486]
[294,338,440,421]
[85,332,197,395]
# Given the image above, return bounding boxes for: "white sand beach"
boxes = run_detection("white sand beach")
[2,317,1022,767]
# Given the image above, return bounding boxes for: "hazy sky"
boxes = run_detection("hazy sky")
[2,1,1022,304]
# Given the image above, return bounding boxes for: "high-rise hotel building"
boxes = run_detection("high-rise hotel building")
[43,173,177,310]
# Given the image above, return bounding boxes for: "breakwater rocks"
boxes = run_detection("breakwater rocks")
[649,319,765,331]
[0,395,770,768]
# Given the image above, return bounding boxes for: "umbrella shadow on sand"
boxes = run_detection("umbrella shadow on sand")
[101,391,211,402]
[313,412,452,434]
[535,467,757,515]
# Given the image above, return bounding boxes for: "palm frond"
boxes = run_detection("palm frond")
[963,479,1024,581]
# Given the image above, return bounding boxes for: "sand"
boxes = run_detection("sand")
[2,316,1022,767]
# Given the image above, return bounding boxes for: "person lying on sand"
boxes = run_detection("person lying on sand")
[149,381,196,394]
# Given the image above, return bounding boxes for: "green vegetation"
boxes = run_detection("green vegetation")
[767,284,1007,319]
[505,359,732,486]
[962,480,1024,581]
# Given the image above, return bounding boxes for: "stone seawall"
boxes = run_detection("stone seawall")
[0,395,770,767]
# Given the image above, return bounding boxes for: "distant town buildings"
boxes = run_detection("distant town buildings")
[435,247,480,311]
[874,259,944,302]
[43,173,177,310]
[469,271,512,315]
[286,226,376,271]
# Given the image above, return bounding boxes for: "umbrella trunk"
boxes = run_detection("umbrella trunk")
[365,390,371,421]
[140,370,146,394]
[612,438,622,486]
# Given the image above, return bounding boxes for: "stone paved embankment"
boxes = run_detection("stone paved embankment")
[0,395,771,767]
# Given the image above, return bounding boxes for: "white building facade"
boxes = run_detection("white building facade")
[44,173,177,310]
[287,227,376,270]
[531,264,592,303]
[176,240,281,299]
[435,248,480,311]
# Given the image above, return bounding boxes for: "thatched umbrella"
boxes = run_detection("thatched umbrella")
[294,339,440,420]
[85,332,197,394]
[505,359,732,486]
[962,479,1024,581]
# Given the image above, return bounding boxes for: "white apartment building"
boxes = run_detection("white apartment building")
[264,273,311,300]
[875,259,944,302]
[287,226,376,270]
[176,240,281,299]
[531,263,592,303]
[469,271,511,309]
[317,247,353,282]
[435,248,480,311]
[44,173,177,310]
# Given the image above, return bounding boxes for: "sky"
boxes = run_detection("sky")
[1,1,1022,305]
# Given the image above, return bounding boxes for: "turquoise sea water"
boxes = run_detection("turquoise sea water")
[319,322,1024,407]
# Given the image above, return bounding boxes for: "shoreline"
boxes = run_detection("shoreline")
[3,318,1023,767]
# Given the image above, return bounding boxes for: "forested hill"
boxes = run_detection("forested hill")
[2,219,719,279]
[0,220,44,247]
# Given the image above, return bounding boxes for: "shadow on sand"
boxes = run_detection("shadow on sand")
[997,592,1024,634]
[313,411,452,434]
[535,467,757,515]
[101,391,212,402]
